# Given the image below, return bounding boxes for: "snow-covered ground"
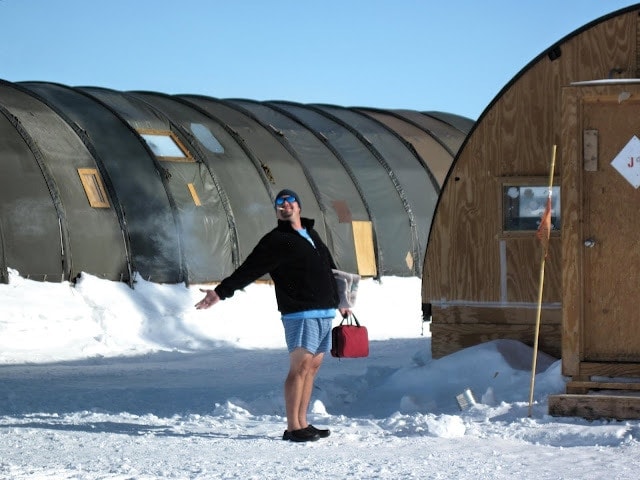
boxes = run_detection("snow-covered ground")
[1,269,639,479]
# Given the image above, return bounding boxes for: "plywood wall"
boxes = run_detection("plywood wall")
[423,8,638,358]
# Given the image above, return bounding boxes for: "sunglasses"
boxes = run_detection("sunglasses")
[275,195,297,206]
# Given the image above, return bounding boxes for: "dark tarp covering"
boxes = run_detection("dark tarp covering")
[390,109,469,156]
[178,95,329,242]
[356,109,454,187]
[0,81,127,281]
[1,79,471,283]
[423,111,474,134]
[313,105,440,275]
[271,101,412,276]
[79,87,192,283]
[229,99,366,273]
[128,91,277,279]
[0,103,64,281]
[22,83,181,283]
[0,214,6,283]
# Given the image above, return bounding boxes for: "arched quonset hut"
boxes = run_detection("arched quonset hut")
[0,79,471,285]
[422,4,640,418]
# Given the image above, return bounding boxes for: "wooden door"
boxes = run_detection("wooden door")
[581,98,640,362]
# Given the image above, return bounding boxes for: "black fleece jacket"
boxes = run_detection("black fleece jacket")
[214,217,339,314]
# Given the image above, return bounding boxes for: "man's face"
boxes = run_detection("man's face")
[275,195,300,221]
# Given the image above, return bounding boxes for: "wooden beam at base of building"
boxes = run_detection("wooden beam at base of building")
[548,394,640,421]
[566,380,640,395]
[430,322,561,359]
[429,305,561,359]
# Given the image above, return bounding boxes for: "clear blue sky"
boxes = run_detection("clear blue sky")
[1,0,638,120]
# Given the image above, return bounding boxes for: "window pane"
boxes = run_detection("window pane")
[190,123,224,154]
[140,133,187,158]
[503,185,561,232]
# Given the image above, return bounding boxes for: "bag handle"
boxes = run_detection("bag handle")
[339,312,361,327]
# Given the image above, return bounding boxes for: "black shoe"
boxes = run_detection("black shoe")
[282,428,320,442]
[306,424,330,438]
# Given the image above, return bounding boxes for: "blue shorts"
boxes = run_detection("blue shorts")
[282,317,333,354]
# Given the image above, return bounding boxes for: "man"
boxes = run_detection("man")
[195,189,350,442]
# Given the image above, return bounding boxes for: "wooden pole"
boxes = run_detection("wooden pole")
[528,145,557,417]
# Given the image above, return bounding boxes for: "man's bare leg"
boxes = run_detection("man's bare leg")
[284,348,321,431]
[297,352,323,427]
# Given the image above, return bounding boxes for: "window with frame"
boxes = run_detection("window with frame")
[502,182,561,233]
[138,129,194,162]
[78,168,110,208]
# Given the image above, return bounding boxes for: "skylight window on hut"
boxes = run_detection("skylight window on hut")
[138,129,194,162]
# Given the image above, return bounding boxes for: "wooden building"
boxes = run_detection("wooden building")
[422,4,640,418]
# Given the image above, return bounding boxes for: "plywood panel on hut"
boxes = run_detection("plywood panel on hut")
[560,82,640,375]
[430,237,563,358]
[549,81,640,420]
[352,220,377,277]
[423,6,640,360]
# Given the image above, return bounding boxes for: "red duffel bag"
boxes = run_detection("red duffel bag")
[331,313,369,358]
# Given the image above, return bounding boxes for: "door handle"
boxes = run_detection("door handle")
[584,238,596,248]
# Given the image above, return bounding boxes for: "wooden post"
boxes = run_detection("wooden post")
[528,145,557,417]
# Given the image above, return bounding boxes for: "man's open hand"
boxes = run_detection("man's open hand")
[195,288,220,309]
